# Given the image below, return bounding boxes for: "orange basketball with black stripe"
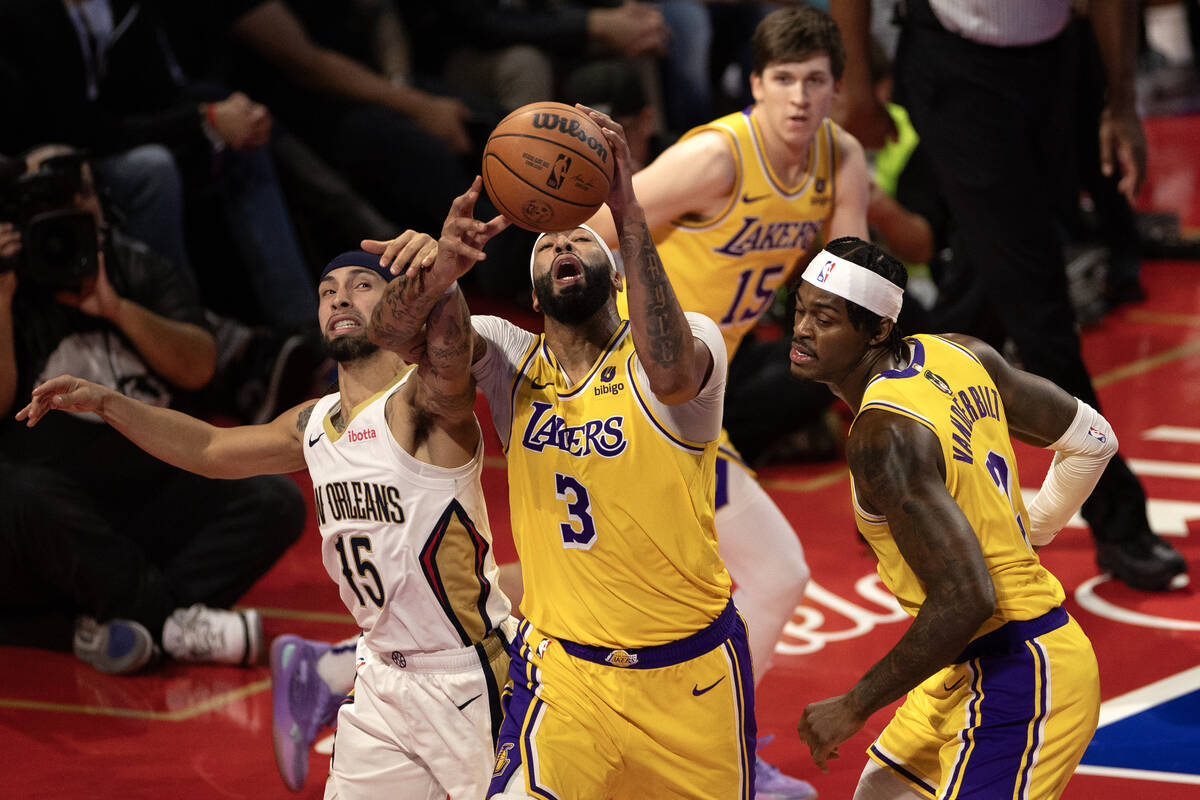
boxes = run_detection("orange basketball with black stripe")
[482,101,614,232]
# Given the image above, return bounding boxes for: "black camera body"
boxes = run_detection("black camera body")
[0,152,99,292]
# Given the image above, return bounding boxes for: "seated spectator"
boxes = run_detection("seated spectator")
[0,145,304,673]
[0,0,317,333]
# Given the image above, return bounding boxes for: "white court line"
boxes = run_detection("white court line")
[1074,574,1200,631]
[1094,664,1200,726]
[1074,765,1200,785]
[1127,458,1200,480]
[1143,426,1200,444]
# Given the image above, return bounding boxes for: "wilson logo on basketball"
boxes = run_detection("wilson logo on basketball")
[531,113,609,162]
[346,427,377,443]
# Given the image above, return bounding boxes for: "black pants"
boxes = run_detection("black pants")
[894,1,1150,542]
[0,456,304,651]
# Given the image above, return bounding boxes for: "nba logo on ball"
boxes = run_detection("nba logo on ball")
[482,102,615,233]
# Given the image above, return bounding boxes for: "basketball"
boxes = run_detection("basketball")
[482,102,614,233]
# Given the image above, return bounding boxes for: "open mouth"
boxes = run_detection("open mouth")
[328,316,362,335]
[789,342,815,364]
[552,254,583,284]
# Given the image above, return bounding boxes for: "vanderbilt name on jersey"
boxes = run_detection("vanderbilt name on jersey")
[303,368,509,655]
[850,335,1065,634]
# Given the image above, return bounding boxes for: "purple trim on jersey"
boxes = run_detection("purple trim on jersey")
[505,342,544,455]
[715,456,730,510]
[952,640,1053,798]
[489,632,558,799]
[868,743,938,796]
[626,352,706,454]
[556,598,736,669]
[878,337,925,380]
[725,610,757,800]
[941,659,984,796]
[955,607,1067,663]
[558,322,629,399]
[418,500,494,648]
[935,335,984,366]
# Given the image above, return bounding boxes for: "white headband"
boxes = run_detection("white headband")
[530,223,622,283]
[801,249,903,321]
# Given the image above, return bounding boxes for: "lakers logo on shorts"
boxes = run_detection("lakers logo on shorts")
[605,649,638,668]
[494,742,515,776]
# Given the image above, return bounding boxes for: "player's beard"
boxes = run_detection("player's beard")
[533,260,611,325]
[322,330,380,364]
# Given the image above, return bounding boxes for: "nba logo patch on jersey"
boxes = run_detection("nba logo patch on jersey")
[537,638,551,658]
[1088,426,1107,444]
[605,649,638,668]
[816,259,836,283]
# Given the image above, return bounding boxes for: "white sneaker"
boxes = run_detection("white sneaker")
[162,604,263,666]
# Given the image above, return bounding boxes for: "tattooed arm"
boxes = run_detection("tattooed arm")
[18,375,310,478]
[797,411,995,771]
[366,178,508,356]
[583,104,714,405]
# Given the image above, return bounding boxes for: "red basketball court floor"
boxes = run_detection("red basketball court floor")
[3,115,1199,799]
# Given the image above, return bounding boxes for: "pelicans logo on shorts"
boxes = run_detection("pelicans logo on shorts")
[494,742,515,776]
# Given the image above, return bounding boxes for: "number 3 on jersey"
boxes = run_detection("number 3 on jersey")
[334,534,386,607]
[555,473,597,550]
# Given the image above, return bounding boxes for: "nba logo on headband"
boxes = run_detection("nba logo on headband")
[816,260,836,283]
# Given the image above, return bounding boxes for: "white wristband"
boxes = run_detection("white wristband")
[1026,399,1118,546]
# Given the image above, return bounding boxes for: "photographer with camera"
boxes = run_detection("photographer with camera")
[0,145,304,674]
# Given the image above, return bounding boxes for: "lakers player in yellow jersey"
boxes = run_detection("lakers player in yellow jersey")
[789,237,1111,799]
[369,107,755,799]
[583,8,870,795]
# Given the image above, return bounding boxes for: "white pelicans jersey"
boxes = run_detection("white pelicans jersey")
[302,368,510,655]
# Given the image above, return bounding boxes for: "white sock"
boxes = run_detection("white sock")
[317,635,358,696]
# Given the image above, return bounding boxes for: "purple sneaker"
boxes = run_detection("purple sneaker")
[270,635,343,792]
[756,735,818,799]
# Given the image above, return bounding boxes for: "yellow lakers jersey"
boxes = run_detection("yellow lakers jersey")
[620,110,839,360]
[850,335,1065,635]
[504,322,731,648]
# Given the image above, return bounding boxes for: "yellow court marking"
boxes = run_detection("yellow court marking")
[759,466,849,494]
[1122,310,1200,327]
[252,606,355,624]
[1093,338,1200,389]
[0,678,270,721]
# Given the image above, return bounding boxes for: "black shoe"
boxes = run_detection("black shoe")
[1096,532,1188,591]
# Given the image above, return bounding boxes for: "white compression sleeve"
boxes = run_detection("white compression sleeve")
[1026,398,1118,546]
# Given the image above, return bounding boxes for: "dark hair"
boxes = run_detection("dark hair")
[566,59,647,118]
[824,236,907,362]
[752,6,845,81]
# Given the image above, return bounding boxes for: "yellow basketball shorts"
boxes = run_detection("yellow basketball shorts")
[487,600,756,799]
[868,608,1100,799]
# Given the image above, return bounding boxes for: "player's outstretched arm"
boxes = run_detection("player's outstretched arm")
[798,411,995,771]
[583,104,714,405]
[365,178,507,354]
[17,374,309,478]
[947,333,1118,546]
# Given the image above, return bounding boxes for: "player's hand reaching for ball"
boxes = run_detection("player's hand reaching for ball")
[17,374,112,427]
[433,177,510,284]
[578,104,637,225]
[361,229,439,277]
